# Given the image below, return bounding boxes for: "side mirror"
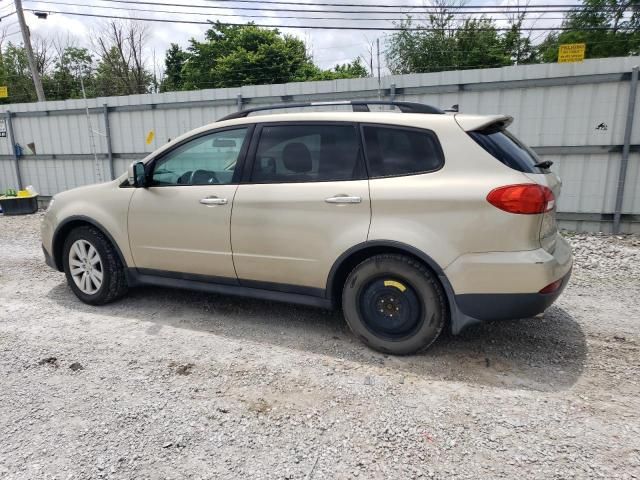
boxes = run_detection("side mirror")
[127,161,146,188]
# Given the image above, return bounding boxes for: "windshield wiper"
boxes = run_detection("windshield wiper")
[534,160,553,169]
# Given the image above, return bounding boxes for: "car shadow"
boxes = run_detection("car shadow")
[47,283,586,392]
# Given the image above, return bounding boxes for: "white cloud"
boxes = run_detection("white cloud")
[19,0,572,75]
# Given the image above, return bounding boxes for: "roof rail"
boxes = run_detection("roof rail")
[217,100,445,121]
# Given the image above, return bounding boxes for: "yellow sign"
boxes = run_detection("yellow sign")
[558,43,586,63]
[145,130,155,145]
[0,86,8,98]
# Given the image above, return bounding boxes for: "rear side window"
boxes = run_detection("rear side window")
[251,124,364,183]
[362,125,444,178]
[469,128,543,173]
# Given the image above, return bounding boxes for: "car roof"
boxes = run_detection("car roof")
[214,111,512,133]
[213,110,457,129]
[145,110,512,163]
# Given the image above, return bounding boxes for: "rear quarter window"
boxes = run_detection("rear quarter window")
[469,128,545,173]
[362,125,444,178]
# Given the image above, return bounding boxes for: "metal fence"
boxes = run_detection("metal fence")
[1,56,639,233]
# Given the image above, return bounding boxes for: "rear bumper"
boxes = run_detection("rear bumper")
[444,234,573,333]
[444,234,573,295]
[454,268,571,322]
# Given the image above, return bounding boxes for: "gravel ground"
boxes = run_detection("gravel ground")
[1,213,639,480]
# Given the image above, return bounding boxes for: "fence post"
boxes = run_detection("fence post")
[390,83,396,103]
[236,94,243,111]
[613,65,639,234]
[5,110,22,189]
[103,104,115,180]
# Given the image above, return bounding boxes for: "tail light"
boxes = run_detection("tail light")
[487,184,555,214]
[539,278,563,294]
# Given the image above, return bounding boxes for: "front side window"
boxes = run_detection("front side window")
[251,124,363,183]
[362,125,444,178]
[151,128,248,186]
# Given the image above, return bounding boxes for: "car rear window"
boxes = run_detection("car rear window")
[362,125,444,178]
[469,128,544,173]
[251,124,364,183]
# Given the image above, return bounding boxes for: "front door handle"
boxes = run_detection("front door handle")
[325,194,362,204]
[200,196,228,206]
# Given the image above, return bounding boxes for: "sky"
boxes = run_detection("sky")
[2,0,579,76]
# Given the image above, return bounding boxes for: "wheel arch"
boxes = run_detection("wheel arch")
[52,216,127,272]
[326,240,454,308]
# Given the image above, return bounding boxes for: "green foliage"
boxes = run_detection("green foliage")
[538,0,640,62]
[92,46,153,97]
[1,1,636,103]
[160,43,187,92]
[387,0,638,73]
[329,58,370,79]
[181,23,312,89]
[386,13,536,74]
[454,18,513,68]
[46,47,93,100]
[0,22,367,103]
[0,43,37,104]
[301,58,370,81]
[170,22,367,90]
[502,21,539,65]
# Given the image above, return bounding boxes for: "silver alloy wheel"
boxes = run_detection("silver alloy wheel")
[69,239,103,295]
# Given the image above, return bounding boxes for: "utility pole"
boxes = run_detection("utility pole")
[15,0,46,102]
[376,38,381,100]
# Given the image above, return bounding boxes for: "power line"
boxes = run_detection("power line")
[66,0,589,10]
[2,29,21,38]
[26,0,593,16]
[22,1,578,22]
[23,9,632,31]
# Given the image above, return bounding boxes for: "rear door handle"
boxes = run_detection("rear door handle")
[200,196,228,206]
[325,195,362,204]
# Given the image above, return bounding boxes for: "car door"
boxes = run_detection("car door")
[128,126,251,280]
[231,122,371,293]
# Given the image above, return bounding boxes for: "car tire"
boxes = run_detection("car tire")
[63,226,128,305]
[342,254,447,355]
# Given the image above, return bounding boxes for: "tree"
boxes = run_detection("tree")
[160,43,187,92]
[538,0,640,62]
[330,58,369,79]
[92,20,153,96]
[386,13,510,74]
[296,57,369,81]
[454,18,510,69]
[48,46,93,100]
[0,43,36,103]
[182,22,316,89]
[501,12,539,65]
[176,22,367,90]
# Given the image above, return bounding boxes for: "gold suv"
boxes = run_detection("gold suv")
[41,101,572,355]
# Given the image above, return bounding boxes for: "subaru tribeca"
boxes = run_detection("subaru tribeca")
[41,101,572,355]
